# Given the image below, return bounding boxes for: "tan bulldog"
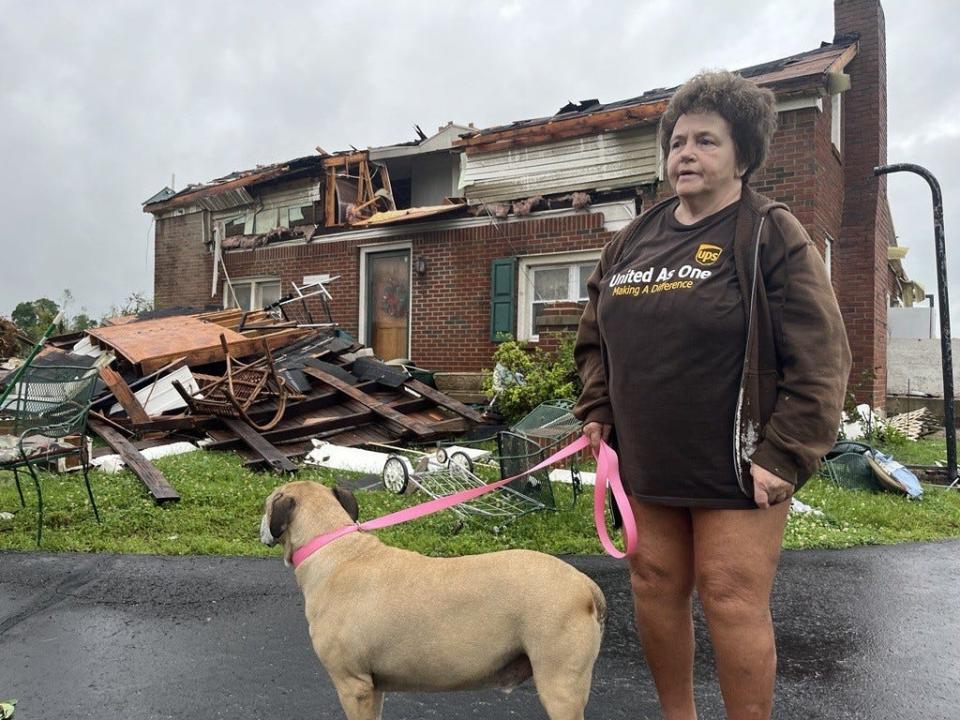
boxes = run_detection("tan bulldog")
[260,480,606,720]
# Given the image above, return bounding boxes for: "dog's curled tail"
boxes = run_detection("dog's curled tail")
[589,580,607,633]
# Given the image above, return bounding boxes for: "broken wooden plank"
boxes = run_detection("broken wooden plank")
[98,366,152,425]
[89,410,135,436]
[107,414,209,434]
[456,100,670,154]
[205,397,435,451]
[221,417,298,474]
[138,328,313,375]
[302,366,434,437]
[90,356,189,413]
[404,378,485,424]
[88,420,180,503]
[428,418,470,434]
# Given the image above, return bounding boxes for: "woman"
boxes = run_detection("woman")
[574,71,851,719]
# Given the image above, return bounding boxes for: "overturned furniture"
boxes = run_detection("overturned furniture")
[175,334,300,432]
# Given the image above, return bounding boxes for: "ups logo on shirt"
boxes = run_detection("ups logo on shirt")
[695,243,722,266]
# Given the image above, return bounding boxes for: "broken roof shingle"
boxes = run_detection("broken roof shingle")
[456,36,859,149]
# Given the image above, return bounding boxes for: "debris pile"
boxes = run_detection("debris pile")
[14,305,482,503]
[885,407,940,441]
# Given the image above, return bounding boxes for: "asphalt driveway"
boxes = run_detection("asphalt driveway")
[1,541,957,719]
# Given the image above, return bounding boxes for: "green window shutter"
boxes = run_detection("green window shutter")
[490,257,517,342]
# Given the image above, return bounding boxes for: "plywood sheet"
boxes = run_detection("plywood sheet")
[87,317,248,368]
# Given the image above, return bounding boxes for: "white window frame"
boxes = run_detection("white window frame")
[358,241,414,352]
[223,276,282,311]
[831,93,842,153]
[517,250,601,341]
[824,234,833,281]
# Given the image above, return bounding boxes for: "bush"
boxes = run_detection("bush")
[483,334,580,423]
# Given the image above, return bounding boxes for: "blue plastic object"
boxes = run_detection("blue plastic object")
[868,450,924,499]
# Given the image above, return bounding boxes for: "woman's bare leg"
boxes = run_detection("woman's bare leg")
[627,498,697,720]
[691,502,790,720]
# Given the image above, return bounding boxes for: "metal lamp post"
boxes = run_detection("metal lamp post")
[874,163,956,487]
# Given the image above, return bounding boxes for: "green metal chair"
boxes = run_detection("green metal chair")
[0,362,101,544]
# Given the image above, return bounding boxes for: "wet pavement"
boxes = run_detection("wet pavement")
[1,541,957,719]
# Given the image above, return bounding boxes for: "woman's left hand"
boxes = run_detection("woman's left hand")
[750,463,794,509]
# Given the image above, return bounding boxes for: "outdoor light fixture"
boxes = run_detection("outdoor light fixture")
[415,256,428,276]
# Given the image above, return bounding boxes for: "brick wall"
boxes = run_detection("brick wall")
[154,212,213,309]
[197,212,612,371]
[409,213,611,369]
[835,0,890,408]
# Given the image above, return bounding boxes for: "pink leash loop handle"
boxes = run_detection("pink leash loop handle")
[592,439,637,559]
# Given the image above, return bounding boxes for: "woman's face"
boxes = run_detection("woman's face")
[666,111,744,204]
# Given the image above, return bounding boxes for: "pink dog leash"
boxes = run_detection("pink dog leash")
[291,436,637,567]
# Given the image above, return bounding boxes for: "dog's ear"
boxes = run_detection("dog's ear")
[333,486,359,522]
[269,493,296,539]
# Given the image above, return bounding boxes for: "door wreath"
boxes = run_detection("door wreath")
[381,276,408,318]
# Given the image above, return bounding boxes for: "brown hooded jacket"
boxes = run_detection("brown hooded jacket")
[573,187,852,495]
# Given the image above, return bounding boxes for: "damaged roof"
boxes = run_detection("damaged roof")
[455,34,860,153]
[143,155,324,213]
[141,35,859,218]
[346,202,468,227]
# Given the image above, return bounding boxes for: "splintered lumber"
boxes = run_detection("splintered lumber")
[302,366,435,437]
[221,417,297,474]
[887,408,940,440]
[98,366,151,425]
[404,378,485,424]
[86,315,310,375]
[204,397,435,451]
[86,316,249,369]
[88,419,180,503]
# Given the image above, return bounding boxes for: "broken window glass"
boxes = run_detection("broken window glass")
[224,216,246,237]
[259,281,282,309]
[254,209,279,234]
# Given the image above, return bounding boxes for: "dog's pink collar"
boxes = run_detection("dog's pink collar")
[290,436,636,569]
[291,523,362,567]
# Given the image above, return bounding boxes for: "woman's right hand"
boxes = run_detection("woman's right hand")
[582,422,612,457]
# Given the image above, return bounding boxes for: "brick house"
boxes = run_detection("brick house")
[145,0,898,408]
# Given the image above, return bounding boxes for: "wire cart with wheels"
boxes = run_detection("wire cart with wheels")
[380,400,584,530]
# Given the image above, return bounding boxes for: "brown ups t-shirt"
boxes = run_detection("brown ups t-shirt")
[597,200,752,508]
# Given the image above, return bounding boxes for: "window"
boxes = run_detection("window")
[824,234,833,280]
[222,203,317,238]
[223,278,282,311]
[224,216,246,237]
[831,93,842,153]
[517,251,600,340]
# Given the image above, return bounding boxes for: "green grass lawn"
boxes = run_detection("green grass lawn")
[1,437,958,556]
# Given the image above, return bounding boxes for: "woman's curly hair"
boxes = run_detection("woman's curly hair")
[659,70,778,184]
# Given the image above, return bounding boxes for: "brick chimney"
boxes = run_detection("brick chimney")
[834,0,892,410]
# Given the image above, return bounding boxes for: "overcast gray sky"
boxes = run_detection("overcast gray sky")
[1,0,957,327]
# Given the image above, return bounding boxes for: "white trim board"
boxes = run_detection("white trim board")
[358,242,414,358]
[220,201,635,252]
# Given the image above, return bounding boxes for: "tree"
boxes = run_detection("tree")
[105,291,153,321]
[71,313,97,331]
[11,298,60,341]
[0,316,22,357]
